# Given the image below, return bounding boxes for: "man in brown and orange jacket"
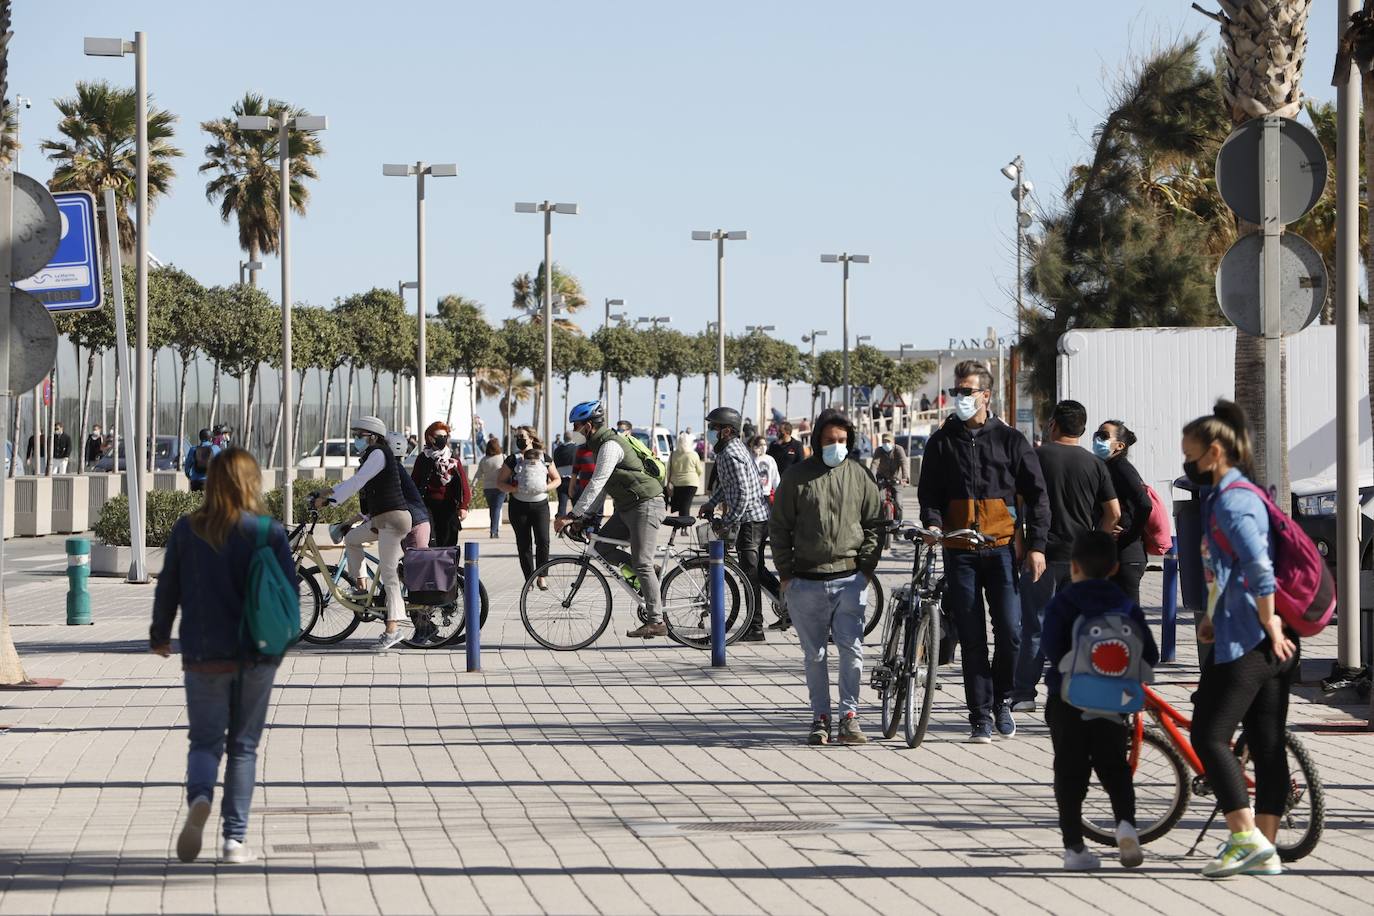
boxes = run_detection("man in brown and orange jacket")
[917,360,1049,744]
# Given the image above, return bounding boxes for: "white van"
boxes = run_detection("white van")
[630,426,673,464]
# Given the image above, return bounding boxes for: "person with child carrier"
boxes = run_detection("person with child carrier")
[771,408,883,745]
[1184,399,1332,878]
[1012,399,1120,714]
[1093,419,1157,605]
[185,428,220,492]
[411,421,471,547]
[499,426,562,590]
[1041,529,1158,871]
[312,416,412,652]
[917,360,1050,744]
[150,446,297,866]
[556,400,667,639]
[699,408,773,642]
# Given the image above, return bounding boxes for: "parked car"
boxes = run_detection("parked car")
[895,433,928,457]
[298,439,361,469]
[1291,473,1374,569]
[91,436,190,472]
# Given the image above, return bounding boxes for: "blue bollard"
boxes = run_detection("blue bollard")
[1161,535,1179,663]
[464,541,481,672]
[66,537,93,626]
[709,539,726,667]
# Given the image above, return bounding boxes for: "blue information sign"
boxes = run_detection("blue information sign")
[16,191,103,311]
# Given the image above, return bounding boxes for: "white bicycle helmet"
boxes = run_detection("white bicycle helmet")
[386,431,408,457]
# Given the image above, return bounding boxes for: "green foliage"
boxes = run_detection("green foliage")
[815,350,845,392]
[439,295,498,378]
[849,344,893,391]
[593,324,651,386]
[202,283,277,379]
[554,325,602,385]
[512,262,587,330]
[262,487,358,524]
[883,359,933,398]
[290,305,333,374]
[643,328,693,382]
[153,265,211,361]
[93,491,204,548]
[337,288,413,376]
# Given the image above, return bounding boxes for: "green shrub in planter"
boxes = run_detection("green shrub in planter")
[263,487,360,524]
[93,491,205,547]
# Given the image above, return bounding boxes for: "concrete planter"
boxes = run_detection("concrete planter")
[324,466,355,482]
[152,471,189,493]
[3,478,12,539]
[51,476,90,534]
[296,467,327,482]
[87,474,124,519]
[15,476,53,537]
[90,542,166,578]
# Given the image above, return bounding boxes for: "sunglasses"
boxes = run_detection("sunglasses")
[947,387,986,398]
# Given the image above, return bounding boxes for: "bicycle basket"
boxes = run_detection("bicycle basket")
[689,523,714,551]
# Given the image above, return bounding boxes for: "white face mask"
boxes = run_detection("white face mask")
[821,442,847,467]
[954,395,979,422]
[568,430,586,446]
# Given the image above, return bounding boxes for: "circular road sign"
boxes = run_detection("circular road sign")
[8,288,59,394]
[1215,117,1327,226]
[1215,231,1328,338]
[11,173,62,281]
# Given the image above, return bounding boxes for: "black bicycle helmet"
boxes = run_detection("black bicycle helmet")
[705,406,742,433]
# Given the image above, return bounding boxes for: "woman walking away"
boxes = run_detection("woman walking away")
[1093,420,1153,605]
[412,421,471,547]
[473,437,507,538]
[1184,400,1296,878]
[150,447,296,865]
[499,426,561,589]
[667,432,703,517]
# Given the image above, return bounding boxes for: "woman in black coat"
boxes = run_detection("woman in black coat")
[411,422,471,547]
[1093,419,1154,605]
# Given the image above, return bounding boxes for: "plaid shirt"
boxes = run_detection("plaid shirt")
[704,437,770,526]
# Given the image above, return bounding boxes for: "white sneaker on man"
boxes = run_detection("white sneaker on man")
[1116,821,1144,868]
[221,838,256,864]
[1062,846,1101,871]
[176,796,212,862]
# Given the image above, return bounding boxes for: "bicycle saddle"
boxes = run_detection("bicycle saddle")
[662,516,696,529]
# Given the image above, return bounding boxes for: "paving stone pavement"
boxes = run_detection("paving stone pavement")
[0,518,1370,915]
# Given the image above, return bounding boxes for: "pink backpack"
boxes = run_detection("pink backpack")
[1142,484,1172,556]
[1207,479,1335,637]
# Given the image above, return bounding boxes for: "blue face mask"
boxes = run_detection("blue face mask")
[706,429,719,449]
[821,442,847,467]
[1092,437,1113,460]
[353,436,370,454]
[954,395,978,422]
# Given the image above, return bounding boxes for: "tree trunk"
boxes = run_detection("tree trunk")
[46,360,58,476]
[245,366,259,457]
[111,355,121,475]
[501,373,513,449]
[617,379,626,422]
[784,383,792,419]
[467,370,478,455]
[370,369,380,417]
[341,363,356,467]
[292,369,307,459]
[267,400,282,468]
[209,361,221,428]
[175,354,190,466]
[320,365,336,469]
[740,380,749,415]
[147,356,159,474]
[392,372,401,431]
[79,350,96,472]
[674,376,683,434]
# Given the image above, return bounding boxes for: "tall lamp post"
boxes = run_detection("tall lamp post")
[238,111,328,526]
[692,229,748,408]
[1001,156,1032,431]
[598,298,624,402]
[85,34,150,483]
[802,329,828,416]
[819,253,870,414]
[385,162,458,432]
[239,259,263,285]
[397,280,418,430]
[897,342,914,433]
[517,201,579,448]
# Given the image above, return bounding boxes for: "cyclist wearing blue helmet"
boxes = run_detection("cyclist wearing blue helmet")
[556,400,667,638]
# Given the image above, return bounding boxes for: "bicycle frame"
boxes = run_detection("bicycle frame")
[1134,684,1256,791]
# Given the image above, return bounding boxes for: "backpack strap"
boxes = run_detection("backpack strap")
[255,514,271,548]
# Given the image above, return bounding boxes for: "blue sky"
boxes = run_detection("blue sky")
[10,1,1346,428]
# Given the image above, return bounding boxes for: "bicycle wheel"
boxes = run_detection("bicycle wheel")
[438,578,491,647]
[1081,725,1190,846]
[662,556,748,649]
[294,566,324,641]
[878,613,907,740]
[521,557,613,650]
[862,574,886,637]
[903,606,939,749]
[1233,730,1324,862]
[299,564,361,645]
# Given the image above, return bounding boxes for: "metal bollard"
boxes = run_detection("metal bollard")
[464,541,480,672]
[1161,535,1179,663]
[66,537,93,625]
[709,539,726,667]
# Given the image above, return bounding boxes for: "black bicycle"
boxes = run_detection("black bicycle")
[871,524,988,747]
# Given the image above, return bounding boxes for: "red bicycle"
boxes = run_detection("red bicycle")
[1080,684,1324,861]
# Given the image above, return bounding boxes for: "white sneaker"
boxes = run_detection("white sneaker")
[1116,821,1144,869]
[375,629,405,651]
[1010,699,1037,713]
[1063,846,1101,871]
[220,838,256,864]
[176,796,212,862]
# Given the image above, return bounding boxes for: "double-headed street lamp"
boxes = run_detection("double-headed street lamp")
[385,162,458,431]
[239,259,263,286]
[692,229,748,408]
[637,315,672,329]
[85,33,150,483]
[820,253,870,414]
[239,111,329,525]
[516,202,579,448]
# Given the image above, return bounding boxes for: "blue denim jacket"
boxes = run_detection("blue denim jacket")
[1200,468,1274,663]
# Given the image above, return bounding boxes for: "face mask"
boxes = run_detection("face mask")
[1092,438,1113,460]
[879,443,892,452]
[821,442,847,467]
[568,430,586,446]
[954,395,979,422]
[354,436,370,453]
[515,437,529,451]
[432,436,449,449]
[1182,458,1212,487]
[706,429,720,450]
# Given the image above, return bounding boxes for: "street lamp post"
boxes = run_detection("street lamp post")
[397,280,417,430]
[238,111,328,526]
[820,253,871,415]
[802,329,828,416]
[517,201,579,448]
[239,259,263,286]
[10,95,30,171]
[1002,156,1032,431]
[598,298,624,402]
[385,162,457,432]
[85,34,151,484]
[692,229,748,408]
[897,342,914,433]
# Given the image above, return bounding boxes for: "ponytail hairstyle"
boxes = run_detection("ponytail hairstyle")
[1103,419,1137,457]
[1181,399,1255,480]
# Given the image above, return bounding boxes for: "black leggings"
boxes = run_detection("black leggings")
[669,485,697,517]
[1111,561,1146,607]
[1046,695,1135,848]
[1191,637,1299,816]
[508,498,551,581]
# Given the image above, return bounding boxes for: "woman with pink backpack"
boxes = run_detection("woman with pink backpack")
[1092,420,1154,604]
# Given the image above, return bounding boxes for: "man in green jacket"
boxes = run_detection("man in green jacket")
[771,408,883,745]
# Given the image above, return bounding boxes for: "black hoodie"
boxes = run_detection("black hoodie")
[1041,578,1158,695]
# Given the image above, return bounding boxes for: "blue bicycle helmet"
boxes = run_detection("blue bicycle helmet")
[569,400,605,424]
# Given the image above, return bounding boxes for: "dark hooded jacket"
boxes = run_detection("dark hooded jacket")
[1041,578,1158,695]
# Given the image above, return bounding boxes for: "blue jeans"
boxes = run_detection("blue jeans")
[484,488,506,537]
[786,574,866,718]
[1013,560,1073,704]
[184,663,277,841]
[944,547,1020,727]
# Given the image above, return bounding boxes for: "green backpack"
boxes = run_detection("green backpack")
[621,432,665,481]
[243,515,300,655]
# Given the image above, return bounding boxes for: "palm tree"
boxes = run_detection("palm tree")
[1197,0,1311,508]
[42,80,182,252]
[0,99,18,169]
[200,93,324,288]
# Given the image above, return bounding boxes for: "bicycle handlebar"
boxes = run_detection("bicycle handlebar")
[900,524,992,546]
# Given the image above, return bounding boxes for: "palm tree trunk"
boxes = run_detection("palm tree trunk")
[320,365,336,469]
[502,373,514,449]
[248,239,261,289]
[341,363,356,468]
[147,356,158,474]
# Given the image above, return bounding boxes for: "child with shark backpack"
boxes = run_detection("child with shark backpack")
[1040,529,1159,871]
